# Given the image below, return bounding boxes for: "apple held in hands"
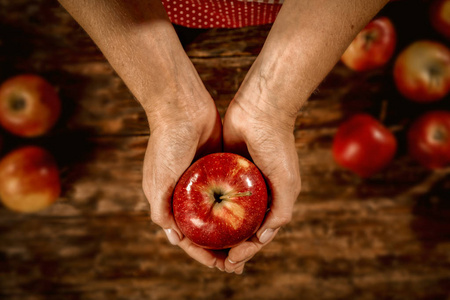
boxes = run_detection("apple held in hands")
[408,111,450,169]
[332,114,397,178]
[172,153,268,250]
[393,40,450,102]
[0,74,61,137]
[0,146,61,213]
[341,17,396,72]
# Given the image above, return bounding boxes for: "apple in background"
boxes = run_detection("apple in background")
[172,153,268,250]
[393,40,450,102]
[341,17,397,72]
[0,146,61,213]
[430,0,450,39]
[408,111,450,169]
[0,74,61,137]
[332,114,397,178]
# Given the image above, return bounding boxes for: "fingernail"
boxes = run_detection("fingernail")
[259,228,275,244]
[164,228,180,245]
[235,267,244,275]
[228,258,236,264]
[217,266,224,272]
[208,258,217,269]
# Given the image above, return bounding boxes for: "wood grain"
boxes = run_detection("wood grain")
[0,0,449,299]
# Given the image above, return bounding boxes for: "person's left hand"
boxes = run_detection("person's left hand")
[221,94,301,274]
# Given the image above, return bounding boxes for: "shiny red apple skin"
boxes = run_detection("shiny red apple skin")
[341,17,397,71]
[332,114,397,178]
[430,0,450,39]
[0,74,61,137]
[0,146,61,213]
[408,111,450,169]
[172,153,268,250]
[393,40,450,102]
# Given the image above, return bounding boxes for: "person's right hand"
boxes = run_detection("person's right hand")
[141,87,228,270]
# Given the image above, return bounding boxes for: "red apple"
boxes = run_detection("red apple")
[0,146,61,213]
[332,114,397,178]
[408,111,450,169]
[0,74,61,137]
[172,153,268,250]
[341,17,397,71]
[430,0,450,39]
[393,40,450,102]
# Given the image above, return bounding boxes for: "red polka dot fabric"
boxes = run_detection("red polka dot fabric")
[161,0,283,28]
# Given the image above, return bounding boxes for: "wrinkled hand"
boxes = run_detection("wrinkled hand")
[222,96,301,274]
[142,93,227,269]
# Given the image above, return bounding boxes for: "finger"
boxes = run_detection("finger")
[225,228,280,272]
[253,145,301,244]
[234,264,245,275]
[178,238,227,269]
[225,261,245,274]
[142,132,196,245]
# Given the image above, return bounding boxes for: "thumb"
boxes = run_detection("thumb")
[255,171,301,244]
[143,174,184,246]
[256,206,294,244]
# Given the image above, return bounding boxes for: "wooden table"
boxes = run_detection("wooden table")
[1,1,449,299]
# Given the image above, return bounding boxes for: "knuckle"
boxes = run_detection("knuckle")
[276,211,292,226]
[142,180,150,198]
[293,178,302,196]
[150,210,166,227]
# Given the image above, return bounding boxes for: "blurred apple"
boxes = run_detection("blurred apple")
[0,146,61,213]
[0,74,61,137]
[430,0,450,39]
[408,111,450,169]
[341,17,397,71]
[332,114,397,178]
[393,40,450,102]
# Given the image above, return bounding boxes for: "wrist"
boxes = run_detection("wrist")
[234,61,303,132]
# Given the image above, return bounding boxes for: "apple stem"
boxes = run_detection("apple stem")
[219,191,252,201]
[379,99,388,123]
